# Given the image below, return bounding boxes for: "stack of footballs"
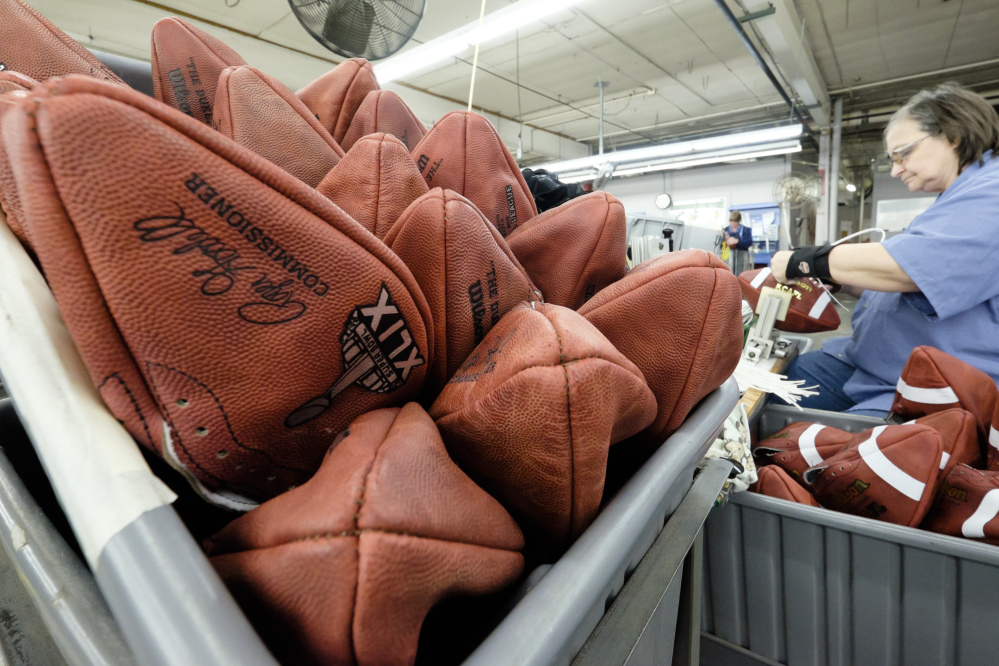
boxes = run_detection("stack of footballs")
[0,3,745,664]
[753,345,999,546]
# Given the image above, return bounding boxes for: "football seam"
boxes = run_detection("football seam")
[98,372,155,449]
[663,268,721,433]
[539,307,576,535]
[565,196,612,306]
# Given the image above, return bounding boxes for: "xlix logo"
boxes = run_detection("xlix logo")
[285,284,425,427]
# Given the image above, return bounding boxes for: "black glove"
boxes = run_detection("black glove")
[785,245,834,280]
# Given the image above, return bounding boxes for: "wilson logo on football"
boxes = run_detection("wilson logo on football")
[285,284,425,427]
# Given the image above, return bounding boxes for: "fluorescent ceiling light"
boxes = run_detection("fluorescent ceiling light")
[375,0,586,84]
[558,142,802,182]
[846,183,857,192]
[535,125,803,174]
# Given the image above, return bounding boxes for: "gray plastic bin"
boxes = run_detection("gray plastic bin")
[466,377,739,666]
[701,404,999,666]
[0,400,135,666]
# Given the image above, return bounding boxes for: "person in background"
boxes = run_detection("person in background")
[769,82,999,417]
[722,210,753,275]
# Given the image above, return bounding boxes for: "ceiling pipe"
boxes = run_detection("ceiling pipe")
[712,0,808,127]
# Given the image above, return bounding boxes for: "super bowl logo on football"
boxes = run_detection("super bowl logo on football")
[285,284,425,427]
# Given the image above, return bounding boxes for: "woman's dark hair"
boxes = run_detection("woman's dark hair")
[886,82,999,170]
[729,210,742,223]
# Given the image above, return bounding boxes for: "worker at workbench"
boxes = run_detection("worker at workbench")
[769,82,999,417]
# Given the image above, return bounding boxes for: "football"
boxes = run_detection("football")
[214,65,344,188]
[429,302,657,554]
[738,267,840,333]
[0,0,124,84]
[5,76,433,505]
[383,188,536,397]
[753,465,820,506]
[150,17,245,126]
[578,251,743,449]
[892,345,999,444]
[804,423,942,526]
[297,58,380,146]
[923,464,999,543]
[505,191,627,309]
[316,132,428,240]
[205,403,525,666]
[908,409,981,482]
[340,89,427,152]
[754,421,855,483]
[411,111,537,237]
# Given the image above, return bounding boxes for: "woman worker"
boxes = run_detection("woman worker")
[769,82,999,417]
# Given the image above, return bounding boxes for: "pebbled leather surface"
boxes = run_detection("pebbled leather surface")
[753,465,820,506]
[297,58,380,146]
[506,191,627,309]
[316,132,428,240]
[384,188,536,398]
[892,345,999,448]
[411,111,537,237]
[430,302,657,555]
[206,403,524,665]
[0,0,124,84]
[923,463,999,542]
[3,76,433,502]
[214,65,344,188]
[0,76,35,245]
[738,267,840,333]
[340,89,426,152]
[579,250,742,452]
[810,424,942,527]
[150,17,245,126]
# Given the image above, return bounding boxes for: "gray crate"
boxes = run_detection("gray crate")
[702,405,999,666]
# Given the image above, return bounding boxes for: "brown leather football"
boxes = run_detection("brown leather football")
[383,188,536,397]
[316,132,428,240]
[205,403,525,666]
[738,267,840,333]
[804,424,942,526]
[150,17,246,126]
[754,421,855,484]
[0,0,124,84]
[905,409,981,483]
[429,302,657,553]
[891,346,999,444]
[753,465,820,506]
[297,58,380,146]
[923,464,999,543]
[505,191,627,309]
[578,250,742,451]
[340,89,426,152]
[411,111,537,237]
[3,76,433,506]
[214,65,343,188]
[0,76,35,246]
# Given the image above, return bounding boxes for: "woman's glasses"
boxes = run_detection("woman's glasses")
[887,135,934,165]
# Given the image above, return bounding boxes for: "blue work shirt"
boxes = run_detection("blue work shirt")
[823,150,999,412]
[724,224,753,250]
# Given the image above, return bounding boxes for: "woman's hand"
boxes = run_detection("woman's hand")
[770,250,794,284]
[725,236,739,247]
